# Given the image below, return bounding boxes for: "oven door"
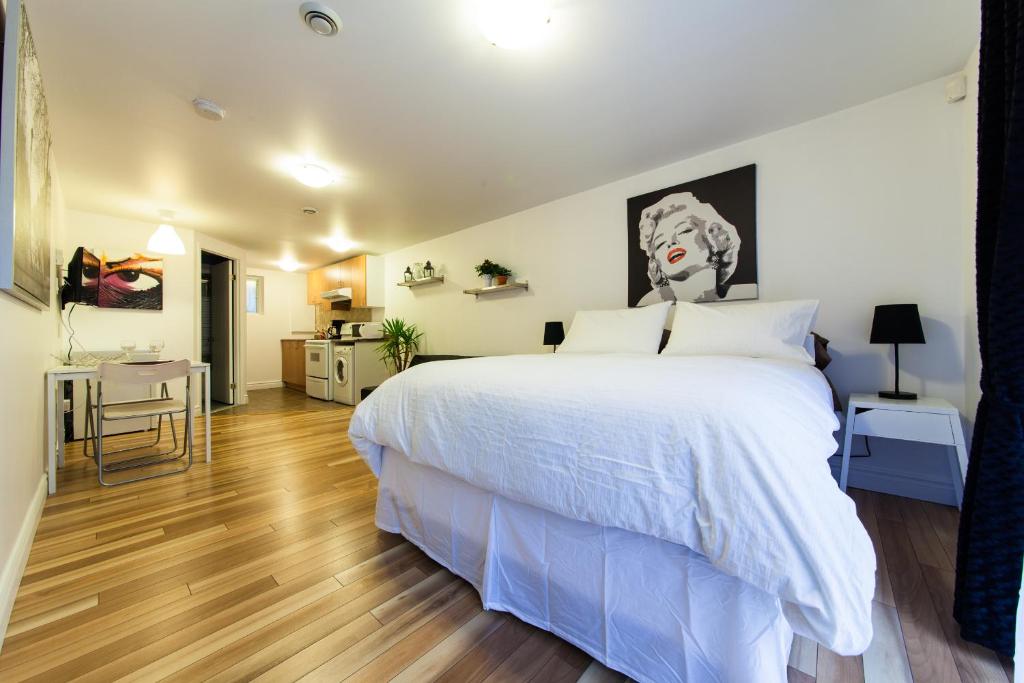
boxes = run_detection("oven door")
[305,344,330,378]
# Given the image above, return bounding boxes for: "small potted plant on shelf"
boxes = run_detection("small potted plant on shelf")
[376,318,424,374]
[492,264,513,286]
[475,259,497,287]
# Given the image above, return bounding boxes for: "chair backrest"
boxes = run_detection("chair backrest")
[98,360,190,385]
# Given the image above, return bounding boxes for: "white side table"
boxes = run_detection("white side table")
[840,393,967,507]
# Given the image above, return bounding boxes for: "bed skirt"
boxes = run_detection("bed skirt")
[375,447,794,683]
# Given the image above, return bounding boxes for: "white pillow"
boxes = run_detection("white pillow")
[661,300,820,363]
[558,302,672,354]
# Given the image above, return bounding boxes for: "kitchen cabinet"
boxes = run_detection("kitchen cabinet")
[281,340,307,391]
[306,255,383,308]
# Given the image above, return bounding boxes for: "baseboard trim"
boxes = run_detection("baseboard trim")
[828,457,957,506]
[0,474,47,646]
[247,380,283,391]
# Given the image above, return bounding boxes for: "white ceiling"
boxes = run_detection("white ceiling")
[26,0,979,270]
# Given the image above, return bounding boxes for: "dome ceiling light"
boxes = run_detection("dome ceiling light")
[192,97,226,121]
[477,0,551,49]
[293,163,334,188]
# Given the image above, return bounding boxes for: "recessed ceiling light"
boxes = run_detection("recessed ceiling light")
[477,0,551,49]
[293,163,334,188]
[278,257,301,272]
[325,236,356,252]
[300,2,342,37]
[192,97,226,121]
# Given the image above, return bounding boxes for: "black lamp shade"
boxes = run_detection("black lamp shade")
[870,304,925,344]
[543,321,565,347]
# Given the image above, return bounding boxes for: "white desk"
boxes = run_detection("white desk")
[45,361,211,494]
[840,393,966,507]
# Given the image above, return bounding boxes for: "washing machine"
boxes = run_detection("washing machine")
[332,344,356,405]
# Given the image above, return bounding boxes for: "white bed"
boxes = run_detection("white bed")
[349,353,876,682]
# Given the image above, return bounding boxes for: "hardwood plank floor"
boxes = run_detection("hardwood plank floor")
[0,387,1011,682]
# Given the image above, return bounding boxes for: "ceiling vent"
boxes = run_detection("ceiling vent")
[300,2,342,37]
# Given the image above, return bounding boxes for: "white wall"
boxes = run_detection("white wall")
[0,175,65,643]
[245,267,313,389]
[388,76,968,407]
[62,210,198,394]
[61,210,250,403]
[386,76,972,504]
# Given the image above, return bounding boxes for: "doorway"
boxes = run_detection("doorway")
[200,251,236,409]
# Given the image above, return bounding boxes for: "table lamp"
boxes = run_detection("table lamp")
[543,321,565,353]
[870,304,925,400]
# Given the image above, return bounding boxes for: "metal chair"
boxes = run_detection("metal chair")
[83,360,193,486]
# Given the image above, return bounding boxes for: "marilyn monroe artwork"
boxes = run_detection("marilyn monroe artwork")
[627,164,758,306]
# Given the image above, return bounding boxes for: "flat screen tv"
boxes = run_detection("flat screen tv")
[60,246,99,308]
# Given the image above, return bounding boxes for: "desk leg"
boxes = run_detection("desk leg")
[204,368,212,463]
[57,383,65,468]
[46,374,57,495]
[839,404,856,492]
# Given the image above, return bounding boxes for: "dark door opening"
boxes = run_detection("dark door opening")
[201,251,235,409]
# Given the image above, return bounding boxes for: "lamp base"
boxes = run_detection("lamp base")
[878,390,918,401]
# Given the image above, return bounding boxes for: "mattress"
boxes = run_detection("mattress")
[376,447,794,683]
[350,353,875,652]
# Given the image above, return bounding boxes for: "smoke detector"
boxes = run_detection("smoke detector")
[192,98,226,121]
[300,2,342,37]
[301,206,319,215]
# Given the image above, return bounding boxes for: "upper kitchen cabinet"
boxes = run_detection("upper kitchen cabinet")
[307,255,384,308]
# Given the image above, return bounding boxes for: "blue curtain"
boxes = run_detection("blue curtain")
[954,0,1024,657]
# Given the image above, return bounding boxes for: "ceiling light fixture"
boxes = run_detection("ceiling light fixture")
[325,236,356,253]
[301,206,320,215]
[148,224,186,255]
[192,97,226,121]
[293,163,334,188]
[278,257,301,272]
[300,2,342,37]
[477,0,551,49]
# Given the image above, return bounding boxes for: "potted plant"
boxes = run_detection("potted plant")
[475,259,497,287]
[376,318,424,374]
[492,264,513,286]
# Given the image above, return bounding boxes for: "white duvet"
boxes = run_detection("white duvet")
[348,353,875,653]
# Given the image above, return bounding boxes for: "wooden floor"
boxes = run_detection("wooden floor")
[0,388,1013,682]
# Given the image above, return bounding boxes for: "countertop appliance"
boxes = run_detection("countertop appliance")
[333,340,390,406]
[327,319,345,339]
[343,321,385,339]
[304,340,334,400]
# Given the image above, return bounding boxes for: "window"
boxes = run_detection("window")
[246,275,264,314]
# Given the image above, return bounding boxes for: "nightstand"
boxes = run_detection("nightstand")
[840,393,967,506]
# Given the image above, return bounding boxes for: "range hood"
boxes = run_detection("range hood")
[320,287,352,301]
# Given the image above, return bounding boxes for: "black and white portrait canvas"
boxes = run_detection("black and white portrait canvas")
[627,164,758,306]
[0,1,54,309]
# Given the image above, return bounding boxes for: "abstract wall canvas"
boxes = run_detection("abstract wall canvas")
[0,1,55,309]
[74,249,164,310]
[627,164,758,306]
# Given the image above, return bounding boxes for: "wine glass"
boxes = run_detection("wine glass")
[149,339,165,357]
[120,340,137,361]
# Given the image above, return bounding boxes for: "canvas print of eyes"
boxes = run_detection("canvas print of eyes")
[627,164,758,307]
[76,249,163,310]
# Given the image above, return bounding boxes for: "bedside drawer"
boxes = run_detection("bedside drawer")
[852,409,955,446]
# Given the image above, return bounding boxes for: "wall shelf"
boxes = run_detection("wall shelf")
[463,281,529,298]
[397,276,445,287]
